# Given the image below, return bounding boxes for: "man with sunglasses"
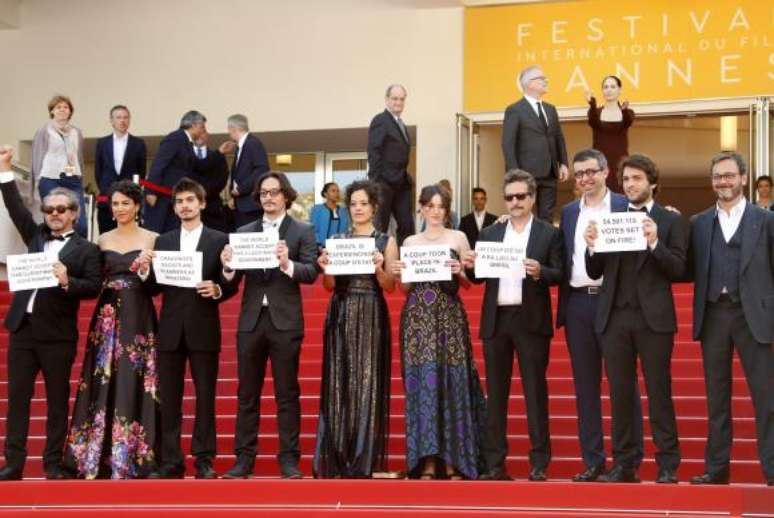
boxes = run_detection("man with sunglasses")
[502,65,569,223]
[584,154,687,483]
[463,169,563,481]
[219,171,318,479]
[688,152,774,486]
[0,146,101,481]
[556,148,644,482]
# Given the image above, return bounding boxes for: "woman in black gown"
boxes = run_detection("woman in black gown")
[314,180,398,478]
[64,180,160,479]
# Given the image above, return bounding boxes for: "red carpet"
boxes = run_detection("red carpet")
[0,281,771,516]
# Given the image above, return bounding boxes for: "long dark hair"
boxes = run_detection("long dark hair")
[418,183,452,228]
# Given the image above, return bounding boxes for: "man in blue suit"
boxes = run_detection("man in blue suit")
[219,114,270,228]
[556,148,643,481]
[94,105,147,233]
[144,110,206,232]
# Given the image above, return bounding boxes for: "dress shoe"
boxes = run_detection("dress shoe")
[690,471,729,485]
[572,464,605,482]
[222,458,253,479]
[147,464,185,479]
[195,463,218,480]
[528,467,547,481]
[0,465,22,481]
[656,468,678,484]
[45,465,75,480]
[599,465,640,483]
[478,470,513,481]
[280,462,303,479]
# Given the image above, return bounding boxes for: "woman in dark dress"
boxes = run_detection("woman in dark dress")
[586,75,635,193]
[64,180,159,479]
[314,179,398,478]
[391,184,486,480]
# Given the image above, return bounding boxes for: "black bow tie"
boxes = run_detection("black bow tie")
[46,231,74,242]
[628,206,648,213]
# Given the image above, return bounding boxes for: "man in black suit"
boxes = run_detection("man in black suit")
[144,110,206,233]
[0,146,101,481]
[502,66,569,222]
[368,84,413,247]
[584,154,687,484]
[191,132,229,233]
[94,105,147,233]
[219,114,270,228]
[688,152,774,486]
[557,148,643,482]
[137,178,236,480]
[219,171,318,479]
[458,187,497,248]
[463,169,564,481]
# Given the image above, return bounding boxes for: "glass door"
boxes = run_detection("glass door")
[320,152,369,204]
[456,114,479,216]
[749,97,771,200]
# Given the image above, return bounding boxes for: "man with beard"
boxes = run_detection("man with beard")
[584,154,687,483]
[688,152,774,486]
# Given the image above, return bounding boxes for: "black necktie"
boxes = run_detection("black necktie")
[46,231,74,242]
[536,102,548,131]
[628,206,648,213]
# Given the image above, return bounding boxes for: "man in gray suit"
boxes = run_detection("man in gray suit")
[219,171,319,480]
[502,65,569,222]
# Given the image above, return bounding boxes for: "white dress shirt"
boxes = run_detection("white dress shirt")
[474,210,486,231]
[112,132,129,174]
[236,132,248,165]
[194,145,207,160]
[716,197,746,242]
[498,216,532,306]
[180,223,203,252]
[570,190,611,288]
[524,94,548,126]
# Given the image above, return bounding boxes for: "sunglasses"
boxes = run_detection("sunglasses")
[504,193,532,202]
[42,205,72,215]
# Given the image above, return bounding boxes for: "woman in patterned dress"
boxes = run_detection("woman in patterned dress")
[64,180,159,478]
[391,183,486,480]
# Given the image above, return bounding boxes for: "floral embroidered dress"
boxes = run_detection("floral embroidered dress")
[64,250,159,479]
[400,251,487,479]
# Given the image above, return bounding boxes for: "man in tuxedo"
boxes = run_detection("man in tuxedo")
[463,169,564,481]
[0,146,101,481]
[219,114,270,228]
[584,154,687,483]
[144,110,206,233]
[137,177,236,479]
[688,152,774,486]
[219,171,318,479]
[557,148,643,482]
[368,84,413,247]
[94,105,147,233]
[191,132,229,233]
[502,65,569,222]
[458,187,496,248]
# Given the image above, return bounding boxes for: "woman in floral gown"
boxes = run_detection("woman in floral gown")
[391,183,487,480]
[64,180,159,479]
[314,180,398,478]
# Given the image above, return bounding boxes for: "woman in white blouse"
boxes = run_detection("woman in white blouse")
[32,95,87,236]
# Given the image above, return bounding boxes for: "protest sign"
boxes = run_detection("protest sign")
[400,245,451,283]
[325,237,375,275]
[153,251,203,288]
[7,252,58,292]
[594,212,647,253]
[228,231,280,269]
[474,241,526,279]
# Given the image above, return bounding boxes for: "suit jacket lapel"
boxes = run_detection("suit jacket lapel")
[566,202,580,263]
[696,209,714,280]
[740,204,762,272]
[278,214,292,240]
[196,226,209,253]
[526,219,541,258]
[385,110,409,145]
[105,137,116,175]
[58,235,83,261]
[519,98,544,132]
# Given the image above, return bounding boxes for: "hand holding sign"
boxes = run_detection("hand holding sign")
[642,217,658,247]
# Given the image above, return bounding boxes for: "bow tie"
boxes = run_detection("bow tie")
[262,220,279,229]
[46,231,74,242]
[628,206,648,213]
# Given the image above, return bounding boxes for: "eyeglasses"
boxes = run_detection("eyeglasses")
[42,205,72,215]
[711,172,740,182]
[259,188,282,198]
[504,192,532,202]
[574,168,602,179]
[529,76,547,82]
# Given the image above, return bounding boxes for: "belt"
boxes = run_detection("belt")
[570,286,600,295]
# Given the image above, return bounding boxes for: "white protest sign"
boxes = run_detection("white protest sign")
[325,237,375,275]
[594,212,647,253]
[400,245,451,283]
[229,231,279,269]
[153,251,203,288]
[6,252,59,292]
[474,241,526,279]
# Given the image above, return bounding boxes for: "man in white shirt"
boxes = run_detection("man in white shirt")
[688,152,774,486]
[502,65,569,223]
[94,105,147,233]
[463,169,564,481]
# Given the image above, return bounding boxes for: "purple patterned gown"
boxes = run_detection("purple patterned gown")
[64,250,159,479]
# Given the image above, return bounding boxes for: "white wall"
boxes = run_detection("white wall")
[0,0,463,186]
